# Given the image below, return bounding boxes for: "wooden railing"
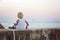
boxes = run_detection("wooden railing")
[0,29,60,40]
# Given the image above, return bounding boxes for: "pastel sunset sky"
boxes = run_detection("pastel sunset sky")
[0,0,60,20]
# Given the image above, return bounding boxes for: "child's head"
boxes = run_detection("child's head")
[17,12,23,19]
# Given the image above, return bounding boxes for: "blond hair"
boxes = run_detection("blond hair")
[17,12,23,19]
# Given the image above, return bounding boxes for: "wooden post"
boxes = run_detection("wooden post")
[13,31,15,40]
[3,34,7,40]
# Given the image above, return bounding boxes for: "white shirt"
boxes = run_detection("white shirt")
[15,18,25,29]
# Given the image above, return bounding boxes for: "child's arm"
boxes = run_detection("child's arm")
[25,20,29,29]
[9,20,19,29]
[14,20,19,25]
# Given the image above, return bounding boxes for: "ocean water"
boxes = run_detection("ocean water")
[0,17,60,29]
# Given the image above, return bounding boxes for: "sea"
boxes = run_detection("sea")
[0,17,60,29]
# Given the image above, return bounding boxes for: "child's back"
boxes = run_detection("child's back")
[15,18,25,29]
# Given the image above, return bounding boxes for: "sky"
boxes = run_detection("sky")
[0,0,60,20]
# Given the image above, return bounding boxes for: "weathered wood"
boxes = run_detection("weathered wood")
[0,29,60,40]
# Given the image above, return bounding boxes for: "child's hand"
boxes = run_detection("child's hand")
[26,24,29,29]
[25,20,29,29]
